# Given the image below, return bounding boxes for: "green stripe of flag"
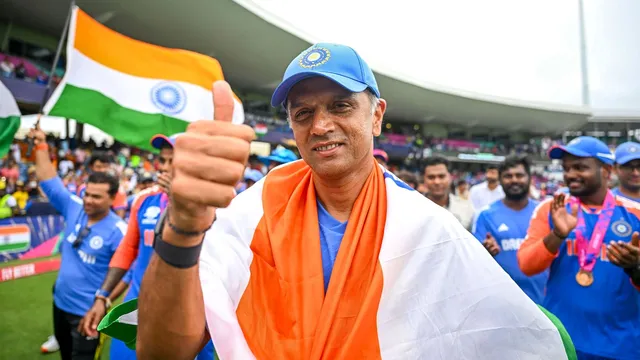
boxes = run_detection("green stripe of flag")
[538,305,577,360]
[48,85,189,152]
[0,115,20,158]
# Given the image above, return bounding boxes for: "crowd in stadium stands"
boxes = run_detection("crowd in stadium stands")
[0,52,61,85]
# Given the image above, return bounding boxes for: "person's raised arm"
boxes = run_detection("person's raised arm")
[137,81,254,360]
[29,127,57,182]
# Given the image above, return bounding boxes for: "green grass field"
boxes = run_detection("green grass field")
[0,260,112,359]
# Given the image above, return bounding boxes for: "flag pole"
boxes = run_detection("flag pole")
[27,0,75,156]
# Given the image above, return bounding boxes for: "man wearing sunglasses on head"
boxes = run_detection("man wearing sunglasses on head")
[28,127,127,360]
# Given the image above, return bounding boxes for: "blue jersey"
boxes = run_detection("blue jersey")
[40,177,126,316]
[473,199,548,304]
[522,195,640,359]
[612,187,640,203]
[110,186,166,301]
[317,200,347,292]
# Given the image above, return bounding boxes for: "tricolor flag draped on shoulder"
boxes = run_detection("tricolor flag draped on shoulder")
[0,81,21,157]
[100,162,578,360]
[43,6,244,151]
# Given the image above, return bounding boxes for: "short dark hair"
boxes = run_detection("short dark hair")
[88,152,112,166]
[87,172,119,197]
[396,170,419,188]
[486,164,499,171]
[498,155,531,176]
[424,155,449,171]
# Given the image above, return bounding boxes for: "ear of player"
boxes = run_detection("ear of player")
[169,81,256,227]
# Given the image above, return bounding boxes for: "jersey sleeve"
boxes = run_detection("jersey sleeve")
[472,210,489,242]
[517,198,558,276]
[39,177,82,217]
[112,190,127,211]
[109,197,142,269]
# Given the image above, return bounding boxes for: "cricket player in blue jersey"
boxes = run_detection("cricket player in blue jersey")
[29,128,127,360]
[79,133,215,360]
[613,141,640,202]
[473,155,548,304]
[519,136,640,360]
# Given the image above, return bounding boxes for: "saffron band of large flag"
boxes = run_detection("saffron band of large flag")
[0,81,22,158]
[43,6,244,152]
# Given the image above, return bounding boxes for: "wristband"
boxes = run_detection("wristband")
[153,210,207,269]
[95,288,111,298]
[35,143,49,151]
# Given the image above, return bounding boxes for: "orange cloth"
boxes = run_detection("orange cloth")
[236,160,387,359]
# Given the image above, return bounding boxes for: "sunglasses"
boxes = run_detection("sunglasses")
[72,227,91,249]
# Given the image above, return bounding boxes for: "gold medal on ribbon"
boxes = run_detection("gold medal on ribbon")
[576,270,594,287]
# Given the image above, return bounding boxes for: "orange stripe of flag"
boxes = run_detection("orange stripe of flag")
[73,7,224,91]
[0,224,30,235]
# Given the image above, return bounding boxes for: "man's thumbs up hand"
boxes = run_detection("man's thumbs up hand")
[168,81,255,242]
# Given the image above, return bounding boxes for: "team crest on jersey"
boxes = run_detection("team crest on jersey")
[611,219,632,237]
[142,206,162,225]
[89,236,104,250]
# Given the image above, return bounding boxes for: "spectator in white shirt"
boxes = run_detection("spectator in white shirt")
[469,164,505,212]
[423,156,475,230]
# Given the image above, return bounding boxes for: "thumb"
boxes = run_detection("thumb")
[485,233,493,240]
[632,232,639,247]
[212,80,235,123]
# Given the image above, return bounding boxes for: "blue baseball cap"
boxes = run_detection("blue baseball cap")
[271,43,380,107]
[549,136,615,165]
[615,141,640,165]
[258,148,298,165]
[150,133,183,150]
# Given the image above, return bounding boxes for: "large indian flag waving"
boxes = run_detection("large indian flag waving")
[44,6,244,151]
[100,162,578,360]
[0,81,21,157]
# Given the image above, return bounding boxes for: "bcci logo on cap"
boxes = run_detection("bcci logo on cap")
[151,82,187,115]
[299,47,331,69]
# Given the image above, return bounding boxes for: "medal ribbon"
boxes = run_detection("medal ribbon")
[569,190,616,272]
[159,192,169,211]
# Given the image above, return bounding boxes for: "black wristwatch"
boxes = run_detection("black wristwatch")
[152,210,206,269]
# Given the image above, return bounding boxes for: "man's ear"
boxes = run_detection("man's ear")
[372,98,387,137]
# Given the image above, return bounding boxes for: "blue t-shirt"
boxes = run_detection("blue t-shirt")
[123,190,166,301]
[537,196,640,359]
[41,177,127,317]
[611,187,640,203]
[317,201,347,292]
[473,199,548,304]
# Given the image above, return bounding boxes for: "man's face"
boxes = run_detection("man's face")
[486,169,499,183]
[157,147,174,174]
[424,164,451,198]
[91,160,110,173]
[83,182,113,216]
[287,77,385,178]
[500,164,530,201]
[457,182,468,194]
[615,159,640,192]
[562,155,607,197]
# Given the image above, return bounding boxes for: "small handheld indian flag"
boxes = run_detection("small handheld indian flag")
[44,6,244,152]
[0,81,21,158]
